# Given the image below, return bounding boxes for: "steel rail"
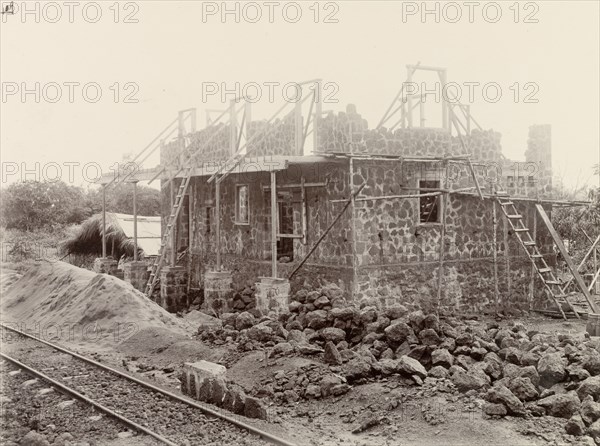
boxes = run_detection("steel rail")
[0,323,296,446]
[0,352,177,446]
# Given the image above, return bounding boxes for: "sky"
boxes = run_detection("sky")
[1,0,599,192]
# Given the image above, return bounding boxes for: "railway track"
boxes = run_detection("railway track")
[1,323,296,446]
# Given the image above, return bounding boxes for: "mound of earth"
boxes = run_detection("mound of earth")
[0,263,22,295]
[118,326,225,366]
[1,261,190,343]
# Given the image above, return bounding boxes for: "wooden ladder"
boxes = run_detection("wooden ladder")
[495,192,579,319]
[144,169,192,296]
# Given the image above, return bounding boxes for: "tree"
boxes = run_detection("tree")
[0,181,88,231]
[552,167,600,264]
[87,183,161,216]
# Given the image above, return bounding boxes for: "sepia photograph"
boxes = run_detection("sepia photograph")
[1,1,599,445]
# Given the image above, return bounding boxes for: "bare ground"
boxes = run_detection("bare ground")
[1,261,594,446]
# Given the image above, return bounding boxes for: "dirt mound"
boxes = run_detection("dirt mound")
[1,261,189,342]
[118,326,225,365]
[0,263,22,295]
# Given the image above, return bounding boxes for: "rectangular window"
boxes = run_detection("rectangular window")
[419,180,440,223]
[235,185,249,224]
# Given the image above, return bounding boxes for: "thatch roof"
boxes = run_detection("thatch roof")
[61,213,158,259]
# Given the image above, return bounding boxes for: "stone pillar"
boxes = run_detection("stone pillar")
[525,124,552,198]
[255,277,290,316]
[124,261,148,292]
[160,266,188,313]
[93,258,118,275]
[203,270,232,316]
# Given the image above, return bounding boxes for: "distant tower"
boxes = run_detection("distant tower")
[525,125,552,197]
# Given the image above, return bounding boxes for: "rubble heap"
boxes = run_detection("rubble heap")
[197,284,600,442]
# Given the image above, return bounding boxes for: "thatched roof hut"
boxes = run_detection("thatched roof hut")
[62,213,161,259]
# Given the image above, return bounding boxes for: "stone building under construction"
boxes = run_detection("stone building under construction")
[104,66,596,320]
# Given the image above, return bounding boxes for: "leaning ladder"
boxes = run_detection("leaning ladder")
[144,169,192,296]
[495,192,579,320]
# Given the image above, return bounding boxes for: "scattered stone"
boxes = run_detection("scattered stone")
[352,416,382,434]
[244,396,267,420]
[408,310,425,331]
[305,384,322,399]
[485,385,526,416]
[305,310,329,330]
[483,402,507,417]
[288,329,306,344]
[53,433,74,445]
[223,388,246,414]
[508,377,539,402]
[313,295,330,309]
[331,307,355,320]
[57,400,75,409]
[283,390,300,403]
[537,352,567,388]
[378,359,398,375]
[470,347,487,361]
[323,341,343,365]
[320,327,346,343]
[583,351,600,375]
[270,342,294,357]
[384,322,412,344]
[380,348,394,360]
[342,357,372,382]
[320,375,348,397]
[248,323,273,342]
[565,414,586,436]
[235,311,256,330]
[578,376,600,401]
[580,396,600,425]
[383,304,408,320]
[451,368,489,392]
[297,344,324,355]
[397,355,427,379]
[520,351,540,367]
[431,348,453,368]
[418,328,441,346]
[429,366,449,379]
[536,392,581,418]
[359,307,378,324]
[588,418,600,442]
[19,431,50,446]
[567,366,591,382]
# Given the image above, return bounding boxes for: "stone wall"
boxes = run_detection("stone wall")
[161,115,301,173]
[316,105,502,162]
[246,115,299,157]
[352,173,556,314]
[168,162,355,303]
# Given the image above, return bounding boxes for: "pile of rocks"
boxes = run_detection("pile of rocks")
[230,286,256,312]
[195,283,600,441]
[255,363,351,404]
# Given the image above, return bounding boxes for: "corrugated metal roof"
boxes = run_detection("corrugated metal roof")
[112,213,161,256]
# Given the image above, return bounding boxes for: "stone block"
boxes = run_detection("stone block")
[123,261,148,292]
[160,266,188,313]
[244,395,268,420]
[255,277,290,315]
[203,270,233,316]
[93,258,118,275]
